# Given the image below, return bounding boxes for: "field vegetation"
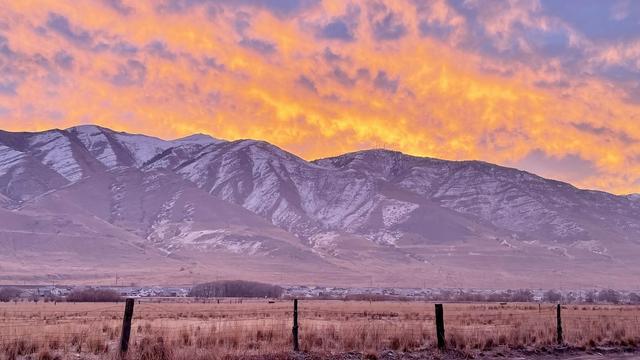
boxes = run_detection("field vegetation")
[1,300,640,359]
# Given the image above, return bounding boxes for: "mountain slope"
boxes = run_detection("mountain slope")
[1,126,639,288]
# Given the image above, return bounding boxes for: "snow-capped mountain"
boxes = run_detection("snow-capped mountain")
[1,125,639,288]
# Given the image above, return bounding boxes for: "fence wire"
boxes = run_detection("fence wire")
[2,301,640,354]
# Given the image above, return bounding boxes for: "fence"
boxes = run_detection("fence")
[1,300,640,357]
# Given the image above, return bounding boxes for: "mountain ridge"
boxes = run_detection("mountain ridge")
[4,125,604,194]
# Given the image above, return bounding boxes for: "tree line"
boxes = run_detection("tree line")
[189,280,283,298]
[0,285,636,304]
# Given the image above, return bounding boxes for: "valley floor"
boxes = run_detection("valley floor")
[3,301,640,360]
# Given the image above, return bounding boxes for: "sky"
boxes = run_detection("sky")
[1,1,640,194]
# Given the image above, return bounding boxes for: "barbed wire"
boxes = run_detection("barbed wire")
[2,300,640,354]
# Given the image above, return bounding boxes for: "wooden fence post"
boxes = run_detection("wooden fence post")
[292,299,300,352]
[435,304,445,350]
[120,298,135,354]
[556,303,563,345]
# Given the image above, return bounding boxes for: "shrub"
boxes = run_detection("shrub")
[0,287,21,302]
[597,289,621,304]
[66,288,122,302]
[138,337,171,360]
[511,289,534,302]
[543,290,562,303]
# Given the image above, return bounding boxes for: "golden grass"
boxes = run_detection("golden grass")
[1,301,639,359]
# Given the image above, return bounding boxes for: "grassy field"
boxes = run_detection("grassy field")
[1,300,640,359]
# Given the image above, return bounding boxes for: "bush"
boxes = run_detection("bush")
[0,287,21,302]
[189,280,283,298]
[597,289,621,304]
[483,289,533,303]
[543,290,562,303]
[66,288,122,302]
[511,289,534,302]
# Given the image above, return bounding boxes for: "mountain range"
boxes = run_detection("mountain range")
[1,125,639,289]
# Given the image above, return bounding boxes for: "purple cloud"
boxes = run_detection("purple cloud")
[316,4,360,42]
[111,41,139,55]
[157,0,319,17]
[540,0,640,42]
[297,75,317,93]
[54,50,74,70]
[373,71,398,93]
[103,0,134,15]
[0,81,18,96]
[110,59,146,86]
[46,13,93,47]
[318,19,354,41]
[239,37,277,54]
[332,67,356,87]
[146,40,177,60]
[368,3,407,41]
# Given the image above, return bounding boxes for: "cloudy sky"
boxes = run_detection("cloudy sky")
[1,0,640,194]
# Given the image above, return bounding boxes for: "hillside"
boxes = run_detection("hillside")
[1,125,639,288]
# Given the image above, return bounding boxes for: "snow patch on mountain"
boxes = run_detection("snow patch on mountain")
[366,230,403,246]
[109,181,125,222]
[497,237,516,248]
[70,125,118,168]
[142,172,165,192]
[308,177,376,229]
[0,145,26,177]
[382,199,419,227]
[337,197,377,231]
[243,170,280,215]
[309,231,340,255]
[113,133,173,167]
[171,229,263,254]
[28,132,83,182]
[177,151,217,187]
[572,240,608,256]
[148,191,183,240]
[172,134,221,145]
[271,198,307,233]
[550,217,586,238]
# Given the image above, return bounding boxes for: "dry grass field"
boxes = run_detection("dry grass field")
[1,300,640,359]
